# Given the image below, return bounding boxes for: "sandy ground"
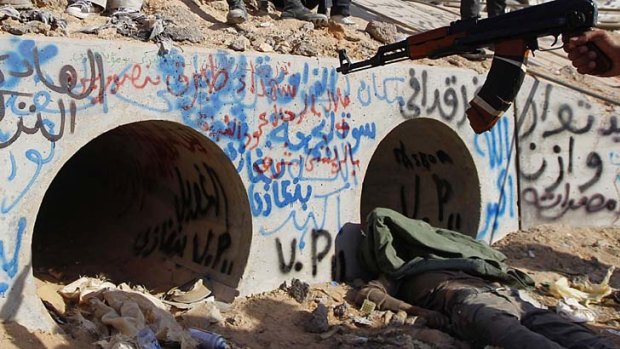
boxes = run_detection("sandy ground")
[0,223,618,349]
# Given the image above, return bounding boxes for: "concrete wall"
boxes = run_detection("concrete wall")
[0,35,614,330]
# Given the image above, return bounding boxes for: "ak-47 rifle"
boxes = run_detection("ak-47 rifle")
[336,0,611,133]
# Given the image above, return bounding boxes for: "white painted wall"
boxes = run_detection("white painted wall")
[0,35,612,331]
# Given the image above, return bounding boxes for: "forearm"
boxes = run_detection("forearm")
[356,284,406,313]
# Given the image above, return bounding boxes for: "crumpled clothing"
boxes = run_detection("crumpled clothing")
[62,277,197,349]
[0,5,67,30]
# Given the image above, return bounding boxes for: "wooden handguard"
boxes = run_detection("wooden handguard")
[465,39,529,134]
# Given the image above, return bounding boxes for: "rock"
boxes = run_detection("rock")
[292,41,318,57]
[305,303,329,333]
[274,41,291,54]
[230,35,250,51]
[224,27,238,34]
[333,303,348,318]
[2,19,51,35]
[257,42,273,52]
[165,25,205,43]
[344,32,362,42]
[389,310,407,326]
[328,21,345,40]
[299,22,315,33]
[365,20,398,44]
[287,279,310,303]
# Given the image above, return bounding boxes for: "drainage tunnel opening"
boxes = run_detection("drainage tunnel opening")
[33,120,251,300]
[361,118,481,237]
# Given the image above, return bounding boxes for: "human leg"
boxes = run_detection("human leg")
[486,0,505,18]
[330,0,355,25]
[460,0,480,20]
[522,308,618,349]
[281,0,327,27]
[330,0,350,17]
[451,292,565,349]
[226,0,248,24]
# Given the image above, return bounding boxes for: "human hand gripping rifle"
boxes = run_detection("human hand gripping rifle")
[336,0,611,133]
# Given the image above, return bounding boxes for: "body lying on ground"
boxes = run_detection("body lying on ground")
[356,208,618,349]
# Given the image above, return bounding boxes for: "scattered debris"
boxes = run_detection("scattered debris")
[230,35,250,51]
[0,5,66,34]
[164,278,212,305]
[352,316,373,327]
[188,328,229,349]
[305,303,329,333]
[136,327,160,349]
[383,310,394,326]
[333,303,348,318]
[359,298,376,316]
[57,277,197,349]
[281,278,310,303]
[257,42,273,52]
[291,41,318,57]
[389,310,407,326]
[405,316,420,326]
[556,298,597,323]
[548,266,615,305]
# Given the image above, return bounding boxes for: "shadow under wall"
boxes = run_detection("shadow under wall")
[360,118,481,238]
[31,120,252,301]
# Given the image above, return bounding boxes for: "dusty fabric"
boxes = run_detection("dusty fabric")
[359,207,534,289]
[61,277,197,349]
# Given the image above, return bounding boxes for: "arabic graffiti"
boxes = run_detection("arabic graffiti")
[516,80,620,226]
[2,36,620,300]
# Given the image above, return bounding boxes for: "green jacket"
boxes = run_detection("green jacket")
[359,208,534,289]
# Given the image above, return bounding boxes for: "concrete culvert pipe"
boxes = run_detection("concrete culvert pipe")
[361,118,481,237]
[32,120,252,300]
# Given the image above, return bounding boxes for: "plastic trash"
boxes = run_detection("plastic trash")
[136,327,161,349]
[548,267,614,306]
[188,328,229,349]
[556,298,597,323]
